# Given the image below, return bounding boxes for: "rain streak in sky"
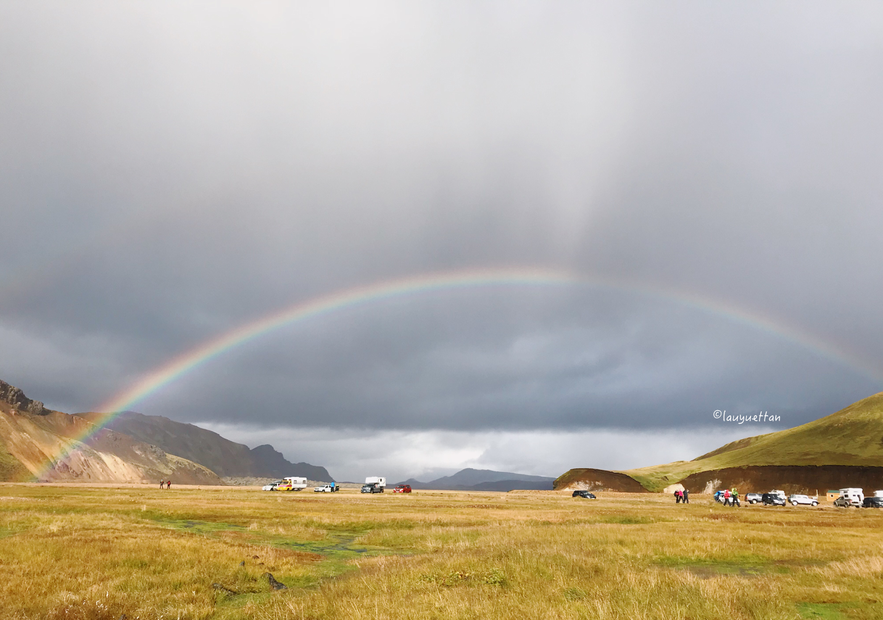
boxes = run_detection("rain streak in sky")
[2,2,882,481]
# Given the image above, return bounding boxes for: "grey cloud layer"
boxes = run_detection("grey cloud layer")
[1,3,881,447]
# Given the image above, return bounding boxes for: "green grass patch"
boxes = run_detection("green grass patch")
[599,515,658,525]
[797,602,860,619]
[655,553,770,576]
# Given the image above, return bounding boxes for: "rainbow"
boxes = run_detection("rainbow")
[34,266,882,480]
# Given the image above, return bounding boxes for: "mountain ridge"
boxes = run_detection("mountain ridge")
[76,410,333,481]
[397,467,555,491]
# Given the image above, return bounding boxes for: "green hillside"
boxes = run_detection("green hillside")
[0,443,29,481]
[624,392,883,491]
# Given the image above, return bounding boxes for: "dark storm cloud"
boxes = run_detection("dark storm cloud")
[140,288,877,432]
[1,2,882,461]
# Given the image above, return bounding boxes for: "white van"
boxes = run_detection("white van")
[834,488,864,507]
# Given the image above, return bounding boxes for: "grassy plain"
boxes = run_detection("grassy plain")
[1,485,882,620]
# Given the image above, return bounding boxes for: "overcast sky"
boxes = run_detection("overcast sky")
[2,2,882,482]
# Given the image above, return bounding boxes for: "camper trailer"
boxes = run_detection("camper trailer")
[362,476,386,493]
[277,477,308,491]
[834,488,864,507]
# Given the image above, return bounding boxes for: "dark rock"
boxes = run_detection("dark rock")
[263,572,287,590]
[0,380,48,415]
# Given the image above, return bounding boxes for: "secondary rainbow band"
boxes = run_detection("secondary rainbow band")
[33,266,881,480]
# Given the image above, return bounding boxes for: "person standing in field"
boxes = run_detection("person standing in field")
[723,488,731,506]
[674,490,680,503]
[731,488,740,507]
[166,480,171,489]
[159,480,164,489]
[683,489,689,504]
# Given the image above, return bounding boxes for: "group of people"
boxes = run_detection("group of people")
[159,480,172,489]
[673,489,690,503]
[719,488,740,506]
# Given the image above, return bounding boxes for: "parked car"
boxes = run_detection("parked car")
[361,483,383,493]
[314,484,335,493]
[862,496,883,508]
[262,480,281,491]
[745,493,762,505]
[393,484,412,493]
[572,490,596,499]
[762,493,786,506]
[789,494,819,506]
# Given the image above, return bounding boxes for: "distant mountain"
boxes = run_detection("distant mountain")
[399,468,555,491]
[0,380,222,484]
[76,410,333,481]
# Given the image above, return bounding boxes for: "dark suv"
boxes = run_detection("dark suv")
[862,496,883,508]
[762,493,786,506]
[572,490,596,499]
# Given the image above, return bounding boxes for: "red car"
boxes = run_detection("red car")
[393,484,412,493]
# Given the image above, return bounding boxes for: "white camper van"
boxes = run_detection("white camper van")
[834,488,864,507]
[277,477,308,491]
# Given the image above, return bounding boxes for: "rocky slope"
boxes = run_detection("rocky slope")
[0,380,222,484]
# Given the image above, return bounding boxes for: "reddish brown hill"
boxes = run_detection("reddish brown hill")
[554,468,648,492]
[678,465,883,495]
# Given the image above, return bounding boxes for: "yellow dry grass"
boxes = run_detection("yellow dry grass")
[1,485,882,619]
